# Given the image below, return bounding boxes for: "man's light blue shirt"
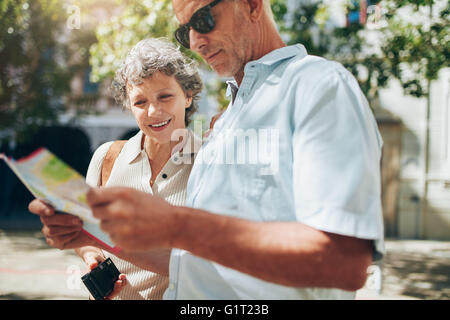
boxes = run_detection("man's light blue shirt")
[164,44,385,300]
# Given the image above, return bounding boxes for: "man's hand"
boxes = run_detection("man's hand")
[87,187,179,252]
[28,199,95,249]
[86,188,372,291]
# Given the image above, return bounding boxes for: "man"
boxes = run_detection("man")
[30,0,384,299]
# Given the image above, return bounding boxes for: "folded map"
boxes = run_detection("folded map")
[0,148,120,253]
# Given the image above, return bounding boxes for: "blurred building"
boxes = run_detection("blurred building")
[374,69,450,240]
[293,0,450,240]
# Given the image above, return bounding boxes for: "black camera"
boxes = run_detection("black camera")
[81,258,121,300]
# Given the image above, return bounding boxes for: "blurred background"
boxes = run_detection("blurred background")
[0,0,449,300]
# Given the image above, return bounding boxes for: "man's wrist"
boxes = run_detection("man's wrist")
[170,205,189,249]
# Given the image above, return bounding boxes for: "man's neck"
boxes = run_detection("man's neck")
[234,24,286,86]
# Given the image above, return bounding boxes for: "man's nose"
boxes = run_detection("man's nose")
[189,28,208,52]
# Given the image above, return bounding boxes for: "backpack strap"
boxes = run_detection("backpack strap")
[100,140,126,186]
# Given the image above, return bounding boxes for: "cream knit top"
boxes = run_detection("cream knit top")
[85,129,200,300]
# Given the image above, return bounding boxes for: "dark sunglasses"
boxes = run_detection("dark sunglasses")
[174,0,224,49]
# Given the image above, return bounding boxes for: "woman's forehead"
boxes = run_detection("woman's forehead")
[127,73,180,95]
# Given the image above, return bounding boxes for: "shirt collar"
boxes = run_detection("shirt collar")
[226,44,308,100]
[125,129,201,164]
[249,44,307,67]
[226,80,239,103]
[125,130,145,164]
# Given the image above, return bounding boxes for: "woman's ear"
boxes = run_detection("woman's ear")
[185,92,193,109]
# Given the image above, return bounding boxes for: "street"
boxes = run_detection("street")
[0,229,449,300]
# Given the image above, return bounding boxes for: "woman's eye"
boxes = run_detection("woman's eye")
[134,100,146,106]
[160,94,172,100]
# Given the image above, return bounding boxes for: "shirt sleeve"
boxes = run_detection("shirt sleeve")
[85,141,114,187]
[292,63,385,260]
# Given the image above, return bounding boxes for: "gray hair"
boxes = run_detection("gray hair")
[111,38,203,126]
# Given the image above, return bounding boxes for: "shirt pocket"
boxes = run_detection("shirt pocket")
[230,166,270,221]
[238,169,296,222]
[240,176,266,200]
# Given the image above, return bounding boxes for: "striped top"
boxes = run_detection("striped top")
[85,129,200,300]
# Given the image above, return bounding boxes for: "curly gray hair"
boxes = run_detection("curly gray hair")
[111,38,203,126]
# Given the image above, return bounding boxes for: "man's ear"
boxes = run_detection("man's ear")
[246,0,264,21]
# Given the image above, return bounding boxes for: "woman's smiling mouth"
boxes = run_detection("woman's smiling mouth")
[148,119,171,131]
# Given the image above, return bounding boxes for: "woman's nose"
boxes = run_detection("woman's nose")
[147,103,160,116]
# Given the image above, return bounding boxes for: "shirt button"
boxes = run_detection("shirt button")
[162,173,168,179]
[169,283,175,290]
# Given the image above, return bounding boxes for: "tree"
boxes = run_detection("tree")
[89,0,183,83]
[80,0,450,107]
[277,0,448,104]
[90,0,290,82]
[278,0,389,102]
[0,0,96,142]
[380,0,449,98]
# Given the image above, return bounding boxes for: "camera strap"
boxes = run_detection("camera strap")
[100,140,126,186]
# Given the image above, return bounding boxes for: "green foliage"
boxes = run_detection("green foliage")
[206,80,230,111]
[284,0,332,56]
[279,0,449,101]
[380,0,449,97]
[0,0,96,142]
[89,0,186,83]
[89,0,291,110]
[270,0,289,32]
[2,0,447,142]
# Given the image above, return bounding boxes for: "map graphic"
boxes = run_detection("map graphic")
[0,148,119,253]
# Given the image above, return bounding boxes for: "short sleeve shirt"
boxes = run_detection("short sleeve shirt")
[164,44,385,300]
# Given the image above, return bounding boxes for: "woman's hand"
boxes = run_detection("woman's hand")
[28,199,95,249]
[204,110,225,138]
[105,274,127,300]
[82,249,128,300]
[81,248,106,270]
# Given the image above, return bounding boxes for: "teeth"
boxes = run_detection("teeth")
[150,120,170,128]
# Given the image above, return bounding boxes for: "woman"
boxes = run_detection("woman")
[75,38,203,299]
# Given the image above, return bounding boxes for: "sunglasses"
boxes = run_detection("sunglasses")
[174,0,224,49]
